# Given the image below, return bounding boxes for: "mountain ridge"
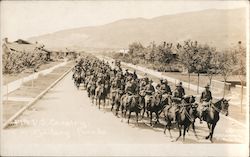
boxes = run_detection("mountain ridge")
[28,8,246,51]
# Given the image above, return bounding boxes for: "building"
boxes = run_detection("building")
[2,38,52,61]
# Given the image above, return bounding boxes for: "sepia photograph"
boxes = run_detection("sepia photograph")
[0,0,249,156]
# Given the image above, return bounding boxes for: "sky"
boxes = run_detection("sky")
[1,1,248,41]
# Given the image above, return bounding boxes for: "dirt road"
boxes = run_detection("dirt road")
[1,72,247,156]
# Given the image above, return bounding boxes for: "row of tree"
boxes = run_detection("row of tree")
[113,40,246,106]
[3,50,49,74]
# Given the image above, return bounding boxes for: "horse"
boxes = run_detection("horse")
[87,82,96,103]
[95,84,109,109]
[73,71,81,89]
[163,95,197,141]
[175,101,199,142]
[122,94,142,125]
[200,98,230,143]
[146,92,171,126]
[111,89,124,116]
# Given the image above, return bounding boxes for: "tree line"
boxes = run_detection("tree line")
[112,40,246,97]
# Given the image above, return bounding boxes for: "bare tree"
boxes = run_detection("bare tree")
[177,40,196,90]
[207,51,220,86]
[231,41,246,112]
[218,52,234,98]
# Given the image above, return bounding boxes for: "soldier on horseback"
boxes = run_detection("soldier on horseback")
[144,80,155,106]
[172,82,185,103]
[133,70,138,80]
[156,78,172,103]
[125,75,138,106]
[200,84,213,122]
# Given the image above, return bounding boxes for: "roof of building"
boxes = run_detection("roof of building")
[3,39,52,54]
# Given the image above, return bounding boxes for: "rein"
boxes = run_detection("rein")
[211,102,221,113]
[184,108,194,122]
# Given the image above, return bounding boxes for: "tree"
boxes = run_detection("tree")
[193,44,214,93]
[157,42,174,64]
[231,41,246,112]
[207,51,220,86]
[177,40,197,90]
[128,42,145,58]
[218,51,234,98]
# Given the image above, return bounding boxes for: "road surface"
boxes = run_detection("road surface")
[1,72,248,156]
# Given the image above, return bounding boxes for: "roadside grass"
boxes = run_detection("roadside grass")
[3,60,63,85]
[2,62,75,123]
[162,72,246,88]
[2,101,28,122]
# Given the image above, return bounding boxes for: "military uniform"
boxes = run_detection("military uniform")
[125,79,137,105]
[145,81,155,106]
[200,85,213,122]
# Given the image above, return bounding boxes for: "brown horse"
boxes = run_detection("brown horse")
[175,103,199,142]
[201,98,230,143]
[122,94,142,125]
[111,89,124,116]
[147,92,171,126]
[163,95,197,141]
[95,84,109,109]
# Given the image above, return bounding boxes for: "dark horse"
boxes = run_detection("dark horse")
[163,95,198,141]
[95,84,109,109]
[147,92,171,126]
[201,98,230,143]
[73,72,81,89]
[122,94,142,125]
[111,89,124,116]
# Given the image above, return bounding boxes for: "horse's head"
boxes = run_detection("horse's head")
[221,98,230,116]
[184,95,196,103]
[191,103,201,119]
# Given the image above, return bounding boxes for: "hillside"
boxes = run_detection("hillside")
[28,8,246,51]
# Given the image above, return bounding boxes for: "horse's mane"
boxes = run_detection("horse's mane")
[213,98,224,106]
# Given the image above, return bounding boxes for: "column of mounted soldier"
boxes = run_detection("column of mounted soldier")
[72,55,230,143]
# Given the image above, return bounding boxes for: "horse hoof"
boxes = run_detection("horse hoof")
[205,136,209,139]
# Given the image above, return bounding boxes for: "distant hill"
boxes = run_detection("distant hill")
[28,8,246,51]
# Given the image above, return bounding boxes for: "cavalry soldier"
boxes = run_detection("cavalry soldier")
[125,76,137,106]
[95,73,105,95]
[157,79,172,102]
[173,82,185,102]
[200,84,213,122]
[133,70,138,80]
[124,69,130,77]
[156,78,164,91]
[144,80,155,106]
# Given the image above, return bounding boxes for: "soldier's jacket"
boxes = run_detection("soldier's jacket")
[200,90,212,102]
[173,87,185,99]
[160,84,172,95]
[125,81,137,95]
[145,84,155,95]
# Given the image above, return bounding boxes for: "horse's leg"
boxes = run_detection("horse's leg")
[210,123,216,143]
[206,123,211,139]
[127,111,131,124]
[164,122,167,134]
[98,99,101,109]
[156,112,160,124]
[192,122,198,139]
[168,122,172,138]
[175,125,182,142]
[150,111,153,126]
[111,96,114,111]
[116,102,120,116]
[103,98,106,109]
[136,112,139,126]
[183,125,188,142]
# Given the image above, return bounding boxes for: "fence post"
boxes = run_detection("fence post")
[6,84,8,104]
